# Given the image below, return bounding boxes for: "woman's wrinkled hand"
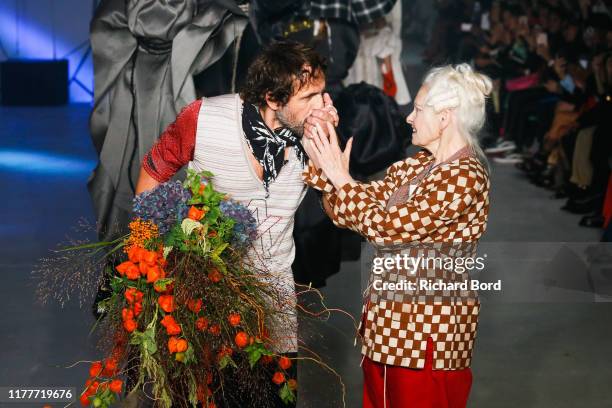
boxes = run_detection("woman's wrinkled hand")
[304,121,354,190]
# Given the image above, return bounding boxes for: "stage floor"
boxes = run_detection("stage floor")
[1,102,611,408]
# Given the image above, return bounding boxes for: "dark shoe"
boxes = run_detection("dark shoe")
[551,188,568,199]
[531,172,555,189]
[561,199,599,214]
[579,214,605,228]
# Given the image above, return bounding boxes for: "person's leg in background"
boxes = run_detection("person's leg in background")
[570,126,596,190]
[503,88,553,146]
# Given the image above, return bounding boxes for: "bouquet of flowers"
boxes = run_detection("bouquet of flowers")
[67,170,299,407]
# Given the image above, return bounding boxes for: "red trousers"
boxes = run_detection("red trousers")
[362,338,472,408]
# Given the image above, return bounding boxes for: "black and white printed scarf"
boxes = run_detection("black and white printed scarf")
[242,103,307,195]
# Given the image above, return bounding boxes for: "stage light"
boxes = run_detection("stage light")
[0,149,96,175]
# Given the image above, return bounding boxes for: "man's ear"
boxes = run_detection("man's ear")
[265,92,280,111]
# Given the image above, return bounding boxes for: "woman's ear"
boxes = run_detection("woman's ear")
[438,109,452,132]
[265,92,280,111]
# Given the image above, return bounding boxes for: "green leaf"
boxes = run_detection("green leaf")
[279,383,295,404]
[129,327,158,356]
[142,326,158,355]
[218,354,237,370]
[211,255,227,274]
[183,344,196,365]
[211,242,228,258]
[55,238,122,252]
[109,276,126,292]
[247,350,262,368]
[129,331,143,346]
[153,278,174,291]
[244,342,273,368]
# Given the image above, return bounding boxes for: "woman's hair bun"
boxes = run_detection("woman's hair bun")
[454,63,493,97]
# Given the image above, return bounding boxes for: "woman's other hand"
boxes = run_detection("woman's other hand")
[305,121,354,190]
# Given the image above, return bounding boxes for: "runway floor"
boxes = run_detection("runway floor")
[1,100,611,407]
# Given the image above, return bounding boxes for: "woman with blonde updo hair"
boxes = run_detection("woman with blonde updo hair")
[303,64,492,407]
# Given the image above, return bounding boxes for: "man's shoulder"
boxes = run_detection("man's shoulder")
[195,94,240,117]
[199,93,239,106]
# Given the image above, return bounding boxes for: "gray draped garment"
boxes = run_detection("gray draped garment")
[88,0,248,241]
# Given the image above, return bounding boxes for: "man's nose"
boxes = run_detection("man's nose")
[312,94,324,109]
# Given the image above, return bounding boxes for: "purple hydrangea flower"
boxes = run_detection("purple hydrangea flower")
[133,180,192,234]
[219,199,258,248]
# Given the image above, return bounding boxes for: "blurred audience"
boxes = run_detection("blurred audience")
[421,0,612,239]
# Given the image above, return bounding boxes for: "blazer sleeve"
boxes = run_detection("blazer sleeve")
[302,159,409,227]
[331,163,487,243]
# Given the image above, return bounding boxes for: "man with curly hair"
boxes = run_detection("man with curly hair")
[134,41,338,407]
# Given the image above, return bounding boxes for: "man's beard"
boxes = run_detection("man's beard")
[275,107,304,137]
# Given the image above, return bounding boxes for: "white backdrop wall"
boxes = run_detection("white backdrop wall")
[0,0,95,102]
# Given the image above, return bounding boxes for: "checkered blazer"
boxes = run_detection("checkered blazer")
[303,149,490,370]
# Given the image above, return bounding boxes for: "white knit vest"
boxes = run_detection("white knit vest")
[188,94,306,352]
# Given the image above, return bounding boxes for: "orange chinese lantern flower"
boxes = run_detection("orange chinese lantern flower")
[116,261,136,276]
[272,372,286,385]
[89,361,103,378]
[123,319,137,333]
[79,393,91,406]
[175,339,188,353]
[278,356,292,370]
[187,299,203,314]
[102,358,118,377]
[121,308,134,322]
[125,264,140,280]
[146,265,163,283]
[208,268,222,283]
[168,324,182,335]
[188,206,205,221]
[168,336,179,353]
[208,324,221,336]
[196,317,209,331]
[287,379,297,391]
[234,332,248,348]
[228,313,241,327]
[138,262,148,276]
[124,287,143,304]
[142,250,158,266]
[158,295,175,313]
[109,379,122,394]
[164,320,181,336]
[133,302,143,317]
[127,246,144,263]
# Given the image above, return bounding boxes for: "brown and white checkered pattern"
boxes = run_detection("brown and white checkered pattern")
[303,149,490,370]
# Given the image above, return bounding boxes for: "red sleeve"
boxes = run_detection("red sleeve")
[142,99,202,182]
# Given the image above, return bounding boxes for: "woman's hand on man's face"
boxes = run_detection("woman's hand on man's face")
[304,93,339,140]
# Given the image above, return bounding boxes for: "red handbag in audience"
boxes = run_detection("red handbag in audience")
[505,73,540,92]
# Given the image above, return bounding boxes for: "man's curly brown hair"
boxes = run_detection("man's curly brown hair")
[240,41,327,107]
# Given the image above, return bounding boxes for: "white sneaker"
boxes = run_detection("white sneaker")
[493,153,523,164]
[485,140,517,154]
